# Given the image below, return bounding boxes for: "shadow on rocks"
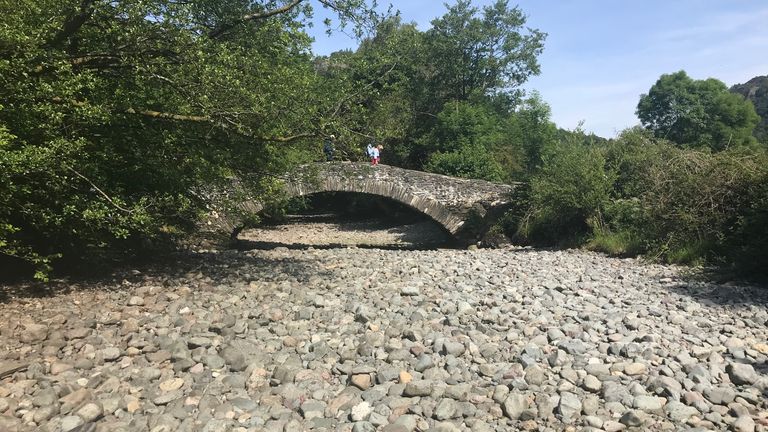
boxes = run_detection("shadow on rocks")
[662,274,768,307]
[0,250,328,303]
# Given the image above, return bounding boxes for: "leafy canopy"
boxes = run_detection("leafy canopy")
[637,70,760,150]
[0,0,380,278]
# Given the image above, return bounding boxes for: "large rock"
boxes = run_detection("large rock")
[502,393,529,420]
[726,363,759,385]
[20,324,48,343]
[557,392,582,423]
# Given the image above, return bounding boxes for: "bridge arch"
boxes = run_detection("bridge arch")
[208,162,517,244]
[281,174,465,235]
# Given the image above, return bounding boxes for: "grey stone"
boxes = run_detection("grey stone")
[414,354,434,372]
[619,410,645,427]
[152,389,183,405]
[501,393,528,420]
[403,380,433,397]
[433,398,459,420]
[633,395,666,411]
[102,347,121,361]
[32,388,58,407]
[582,375,601,393]
[202,354,226,370]
[20,323,48,343]
[705,386,737,405]
[76,402,103,422]
[664,401,699,422]
[300,400,326,420]
[524,365,546,386]
[558,339,587,355]
[400,286,420,296]
[727,363,759,385]
[60,415,84,432]
[128,296,145,306]
[441,341,465,356]
[731,415,756,432]
[557,392,582,423]
[352,422,376,432]
[220,346,246,372]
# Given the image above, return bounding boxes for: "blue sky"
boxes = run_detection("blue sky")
[307,0,768,138]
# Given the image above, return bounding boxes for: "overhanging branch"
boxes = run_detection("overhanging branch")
[46,0,96,48]
[51,97,314,142]
[209,0,305,39]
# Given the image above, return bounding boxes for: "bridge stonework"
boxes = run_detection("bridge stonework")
[209,162,518,244]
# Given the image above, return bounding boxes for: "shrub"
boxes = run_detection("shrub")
[603,133,768,275]
[521,139,615,244]
[425,144,504,181]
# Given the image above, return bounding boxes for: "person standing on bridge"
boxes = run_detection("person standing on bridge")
[323,135,336,161]
[370,144,381,166]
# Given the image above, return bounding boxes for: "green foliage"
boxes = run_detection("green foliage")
[0,0,380,278]
[509,93,558,173]
[637,71,760,150]
[425,144,503,181]
[730,75,768,144]
[521,136,616,244]
[424,0,545,103]
[517,123,768,277]
[586,230,644,257]
[324,0,547,175]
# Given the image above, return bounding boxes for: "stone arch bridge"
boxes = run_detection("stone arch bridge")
[207,162,519,244]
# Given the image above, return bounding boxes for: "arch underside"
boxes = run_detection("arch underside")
[283,178,465,235]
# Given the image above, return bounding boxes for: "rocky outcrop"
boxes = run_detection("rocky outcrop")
[731,75,768,142]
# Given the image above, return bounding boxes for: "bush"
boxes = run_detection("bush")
[586,230,644,257]
[602,132,768,275]
[425,144,504,181]
[520,139,615,244]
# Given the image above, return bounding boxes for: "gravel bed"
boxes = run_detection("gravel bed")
[0,243,767,431]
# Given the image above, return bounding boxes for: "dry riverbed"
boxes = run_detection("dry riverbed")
[0,220,767,432]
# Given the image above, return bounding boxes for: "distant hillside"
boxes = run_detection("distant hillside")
[731,75,768,143]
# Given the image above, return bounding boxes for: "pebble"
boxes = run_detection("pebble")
[159,378,184,392]
[351,401,373,421]
[102,347,121,361]
[624,362,647,376]
[0,244,766,432]
[731,415,756,432]
[60,415,84,431]
[76,402,103,422]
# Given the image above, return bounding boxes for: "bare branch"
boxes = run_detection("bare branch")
[209,0,304,39]
[125,108,211,122]
[64,165,134,214]
[46,0,96,48]
[262,132,315,142]
[51,97,313,142]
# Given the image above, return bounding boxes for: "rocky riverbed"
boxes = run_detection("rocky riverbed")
[237,216,451,250]
[1,237,767,431]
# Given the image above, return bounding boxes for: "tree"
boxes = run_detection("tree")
[424,0,546,105]
[637,71,760,150]
[335,0,546,172]
[0,0,380,277]
[731,75,768,144]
